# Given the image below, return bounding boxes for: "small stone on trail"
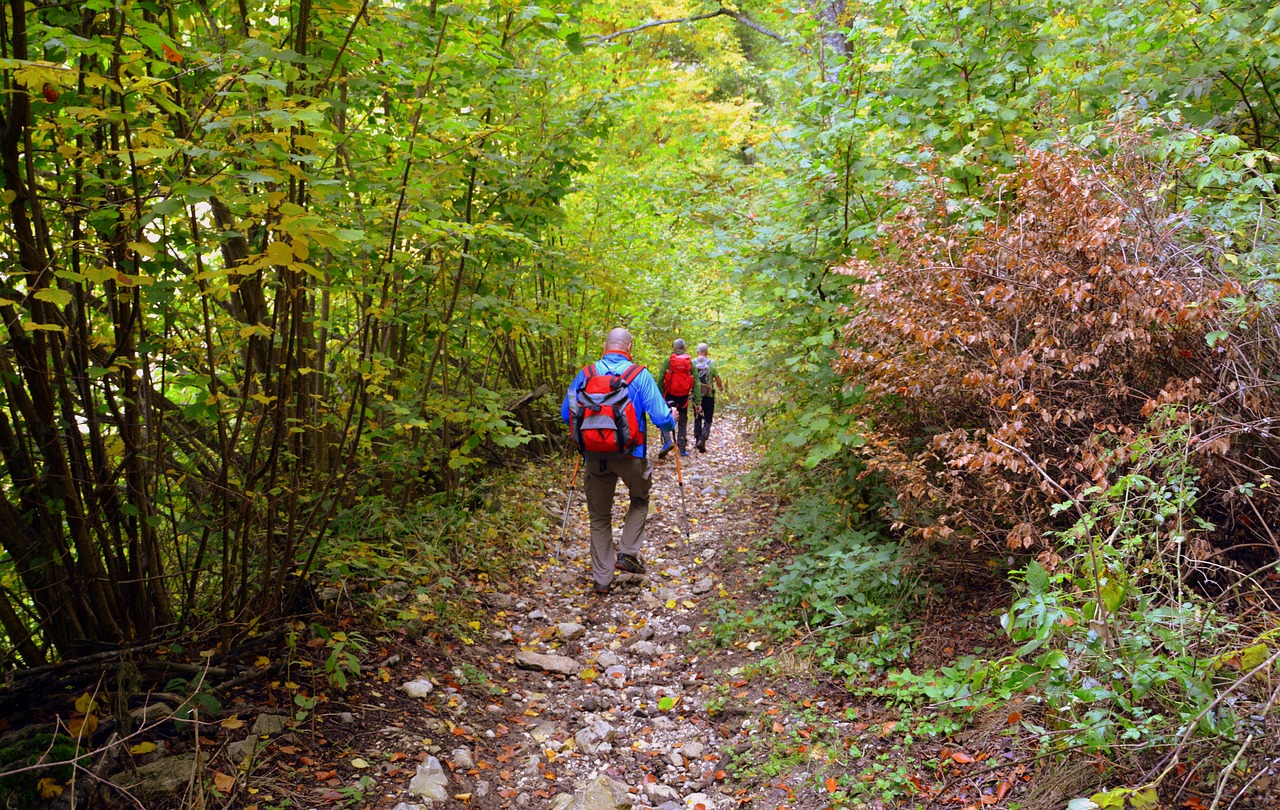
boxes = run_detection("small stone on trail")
[450,746,475,769]
[644,783,681,804]
[614,571,646,587]
[528,608,548,620]
[596,649,621,667]
[668,750,684,768]
[676,624,693,634]
[226,736,257,763]
[401,679,435,698]
[574,719,616,750]
[684,792,714,809]
[408,756,450,802]
[250,714,291,736]
[392,804,425,810]
[336,711,355,724]
[122,754,202,804]
[530,720,566,742]
[558,622,587,640]
[559,775,634,810]
[693,578,714,595]
[678,741,705,759]
[629,640,662,659]
[129,702,174,725]
[604,664,627,681]
[515,650,582,676]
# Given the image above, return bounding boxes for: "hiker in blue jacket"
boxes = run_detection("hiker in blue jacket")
[562,327,676,595]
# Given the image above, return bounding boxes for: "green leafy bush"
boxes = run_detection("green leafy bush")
[764,494,924,673]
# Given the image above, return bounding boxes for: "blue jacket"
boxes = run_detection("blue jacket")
[562,351,675,458]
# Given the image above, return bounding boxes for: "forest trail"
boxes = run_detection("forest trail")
[356,414,906,810]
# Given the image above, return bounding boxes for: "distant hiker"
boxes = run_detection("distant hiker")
[693,342,724,453]
[563,327,677,595]
[657,338,701,458]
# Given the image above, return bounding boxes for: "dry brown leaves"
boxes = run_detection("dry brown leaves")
[836,138,1280,573]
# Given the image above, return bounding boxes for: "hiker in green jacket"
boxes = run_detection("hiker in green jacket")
[657,339,701,458]
[693,343,725,453]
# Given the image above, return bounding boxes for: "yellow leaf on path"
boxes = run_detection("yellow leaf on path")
[254,656,271,668]
[36,778,63,799]
[129,741,158,754]
[74,692,98,715]
[220,717,245,730]
[68,714,98,737]
[467,621,481,631]
[350,757,369,769]
[665,600,677,609]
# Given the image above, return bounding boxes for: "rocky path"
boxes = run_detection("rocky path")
[372,415,866,810]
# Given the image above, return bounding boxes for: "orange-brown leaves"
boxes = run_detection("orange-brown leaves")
[837,140,1276,564]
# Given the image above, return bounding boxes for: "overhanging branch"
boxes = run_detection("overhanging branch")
[589,5,807,52]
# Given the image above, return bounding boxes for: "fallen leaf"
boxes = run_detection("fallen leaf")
[221,717,246,730]
[350,758,369,769]
[1006,711,1022,724]
[36,778,63,799]
[212,771,235,793]
[951,752,975,764]
[129,741,157,755]
[825,776,838,793]
[68,714,98,737]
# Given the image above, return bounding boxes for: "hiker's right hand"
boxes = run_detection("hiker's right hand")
[669,406,678,419]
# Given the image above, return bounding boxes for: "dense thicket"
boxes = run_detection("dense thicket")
[0,0,649,664]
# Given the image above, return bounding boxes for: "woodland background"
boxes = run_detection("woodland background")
[3,0,1280,806]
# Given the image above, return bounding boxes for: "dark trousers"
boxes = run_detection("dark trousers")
[662,395,690,451]
[695,395,715,444]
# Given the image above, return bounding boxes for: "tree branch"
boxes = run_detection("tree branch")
[589,6,807,52]
[590,9,729,43]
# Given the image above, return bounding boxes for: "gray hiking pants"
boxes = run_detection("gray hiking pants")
[584,455,652,588]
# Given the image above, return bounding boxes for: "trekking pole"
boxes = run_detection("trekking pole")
[672,442,692,541]
[558,455,582,556]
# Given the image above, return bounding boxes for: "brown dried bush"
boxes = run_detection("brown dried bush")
[837,140,1280,576]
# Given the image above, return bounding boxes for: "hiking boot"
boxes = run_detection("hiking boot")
[615,553,645,574]
[696,440,707,453]
[658,440,674,458]
[679,448,689,457]
[594,581,611,596]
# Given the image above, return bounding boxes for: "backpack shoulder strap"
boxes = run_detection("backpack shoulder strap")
[620,364,644,384]
[582,363,597,380]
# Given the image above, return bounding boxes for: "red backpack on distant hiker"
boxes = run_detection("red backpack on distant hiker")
[663,353,694,398]
[569,363,646,458]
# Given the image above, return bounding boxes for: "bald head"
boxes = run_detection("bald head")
[673,339,686,352]
[604,327,633,353]
[697,343,709,356]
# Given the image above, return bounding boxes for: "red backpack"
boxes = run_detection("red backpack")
[663,353,694,398]
[569,363,646,458]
